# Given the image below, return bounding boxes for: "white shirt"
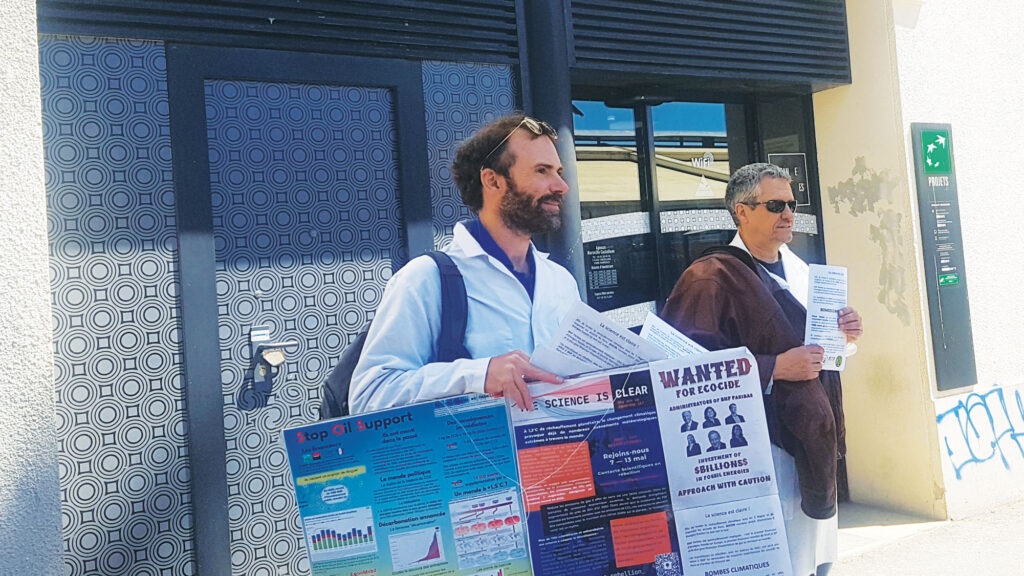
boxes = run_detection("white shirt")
[729,233,809,306]
[349,222,582,414]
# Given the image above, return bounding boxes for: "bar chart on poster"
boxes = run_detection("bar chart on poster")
[304,507,376,558]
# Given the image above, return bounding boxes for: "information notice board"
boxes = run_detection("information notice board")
[911,123,977,391]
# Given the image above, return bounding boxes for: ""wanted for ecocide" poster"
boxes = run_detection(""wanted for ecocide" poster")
[650,347,793,576]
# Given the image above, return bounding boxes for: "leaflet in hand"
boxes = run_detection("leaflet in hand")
[804,264,849,372]
[639,312,708,357]
[530,301,666,377]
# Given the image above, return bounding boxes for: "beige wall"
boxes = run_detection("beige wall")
[894,0,1024,518]
[812,0,947,518]
[0,0,62,573]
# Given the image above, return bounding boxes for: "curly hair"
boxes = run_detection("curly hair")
[451,113,550,212]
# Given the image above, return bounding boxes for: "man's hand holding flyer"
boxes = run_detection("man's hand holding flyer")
[804,264,849,371]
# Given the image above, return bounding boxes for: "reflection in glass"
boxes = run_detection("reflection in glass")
[652,102,730,201]
[572,101,640,219]
[573,101,653,320]
[757,95,819,264]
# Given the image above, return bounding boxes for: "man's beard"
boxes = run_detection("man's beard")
[498,176,562,236]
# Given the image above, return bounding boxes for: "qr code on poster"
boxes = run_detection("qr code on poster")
[655,552,682,576]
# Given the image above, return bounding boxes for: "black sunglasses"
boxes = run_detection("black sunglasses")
[480,116,557,170]
[742,200,798,213]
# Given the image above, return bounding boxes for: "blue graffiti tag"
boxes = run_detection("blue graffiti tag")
[935,386,1024,480]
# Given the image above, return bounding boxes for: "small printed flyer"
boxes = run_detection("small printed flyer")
[804,264,849,372]
[650,348,793,576]
[510,369,683,576]
[283,395,532,576]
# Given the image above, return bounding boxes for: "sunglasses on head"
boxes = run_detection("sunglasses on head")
[480,116,557,170]
[742,200,798,213]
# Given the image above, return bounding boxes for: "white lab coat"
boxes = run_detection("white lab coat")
[349,222,581,414]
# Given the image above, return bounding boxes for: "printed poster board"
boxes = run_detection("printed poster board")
[510,348,792,576]
[284,350,792,576]
[283,395,532,576]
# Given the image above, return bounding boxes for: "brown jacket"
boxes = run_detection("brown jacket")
[662,246,844,519]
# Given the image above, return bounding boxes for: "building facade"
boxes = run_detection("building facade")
[2,0,1022,575]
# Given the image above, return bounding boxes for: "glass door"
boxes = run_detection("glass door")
[573,102,655,328]
[573,95,824,325]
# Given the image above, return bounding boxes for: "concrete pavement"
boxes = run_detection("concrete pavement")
[832,499,1024,575]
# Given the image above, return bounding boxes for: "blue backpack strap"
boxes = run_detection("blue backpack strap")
[319,251,470,420]
[424,251,470,362]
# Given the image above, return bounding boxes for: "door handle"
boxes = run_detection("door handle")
[254,340,299,368]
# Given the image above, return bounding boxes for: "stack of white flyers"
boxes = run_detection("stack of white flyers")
[530,301,667,377]
[640,312,708,358]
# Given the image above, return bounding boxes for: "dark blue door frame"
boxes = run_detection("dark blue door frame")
[165,44,431,575]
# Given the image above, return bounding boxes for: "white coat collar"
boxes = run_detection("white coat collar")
[451,221,551,262]
[729,233,809,307]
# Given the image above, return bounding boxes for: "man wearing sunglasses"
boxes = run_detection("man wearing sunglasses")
[661,163,863,576]
[349,114,581,415]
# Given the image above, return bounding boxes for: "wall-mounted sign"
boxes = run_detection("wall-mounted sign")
[911,123,977,392]
[584,234,658,312]
[767,152,810,206]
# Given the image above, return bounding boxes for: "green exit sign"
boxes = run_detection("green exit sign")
[939,273,959,286]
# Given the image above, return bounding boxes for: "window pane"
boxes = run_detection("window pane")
[574,101,654,322]
[651,102,730,201]
[758,94,821,264]
[573,101,641,218]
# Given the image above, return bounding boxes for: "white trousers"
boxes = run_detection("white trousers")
[771,444,838,576]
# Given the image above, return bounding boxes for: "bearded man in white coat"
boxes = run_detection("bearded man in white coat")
[350,114,582,414]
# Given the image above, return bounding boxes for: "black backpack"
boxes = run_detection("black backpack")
[318,251,470,419]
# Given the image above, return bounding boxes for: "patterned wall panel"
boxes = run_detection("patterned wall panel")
[204,80,402,576]
[39,36,195,576]
[659,208,736,234]
[422,61,518,246]
[581,212,652,243]
[601,301,657,329]
[660,209,818,235]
